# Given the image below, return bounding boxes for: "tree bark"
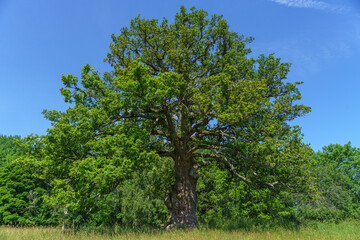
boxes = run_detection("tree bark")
[165,153,199,229]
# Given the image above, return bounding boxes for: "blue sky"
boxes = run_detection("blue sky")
[1,0,359,151]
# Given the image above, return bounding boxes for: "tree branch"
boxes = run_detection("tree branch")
[193,152,282,189]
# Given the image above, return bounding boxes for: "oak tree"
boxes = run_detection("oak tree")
[25,7,311,229]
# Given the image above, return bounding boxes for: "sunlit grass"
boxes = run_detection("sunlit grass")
[1,221,360,240]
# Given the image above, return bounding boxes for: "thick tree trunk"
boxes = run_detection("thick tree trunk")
[165,154,198,229]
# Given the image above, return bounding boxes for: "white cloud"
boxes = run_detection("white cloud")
[268,0,355,16]
[269,0,328,9]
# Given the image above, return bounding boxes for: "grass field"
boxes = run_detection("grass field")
[1,221,360,240]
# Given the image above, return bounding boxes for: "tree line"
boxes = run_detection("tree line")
[0,7,359,229]
[0,135,360,228]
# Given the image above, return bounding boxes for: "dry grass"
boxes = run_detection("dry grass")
[1,221,360,240]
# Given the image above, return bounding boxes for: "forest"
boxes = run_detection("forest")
[1,6,360,234]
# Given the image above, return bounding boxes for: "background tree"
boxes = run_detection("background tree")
[0,158,56,225]
[297,143,360,221]
[0,135,56,225]
[23,6,311,229]
[0,135,22,167]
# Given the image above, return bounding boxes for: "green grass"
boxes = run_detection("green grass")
[1,221,360,240]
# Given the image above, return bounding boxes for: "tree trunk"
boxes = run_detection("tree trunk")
[165,154,199,229]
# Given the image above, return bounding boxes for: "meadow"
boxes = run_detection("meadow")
[1,222,360,240]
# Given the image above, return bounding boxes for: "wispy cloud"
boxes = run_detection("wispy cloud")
[269,0,329,9]
[268,0,355,16]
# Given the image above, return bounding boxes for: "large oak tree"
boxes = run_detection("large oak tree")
[24,7,311,229]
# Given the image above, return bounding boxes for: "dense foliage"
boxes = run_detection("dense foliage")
[0,134,359,228]
[297,143,360,221]
[0,135,22,166]
[0,135,56,225]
